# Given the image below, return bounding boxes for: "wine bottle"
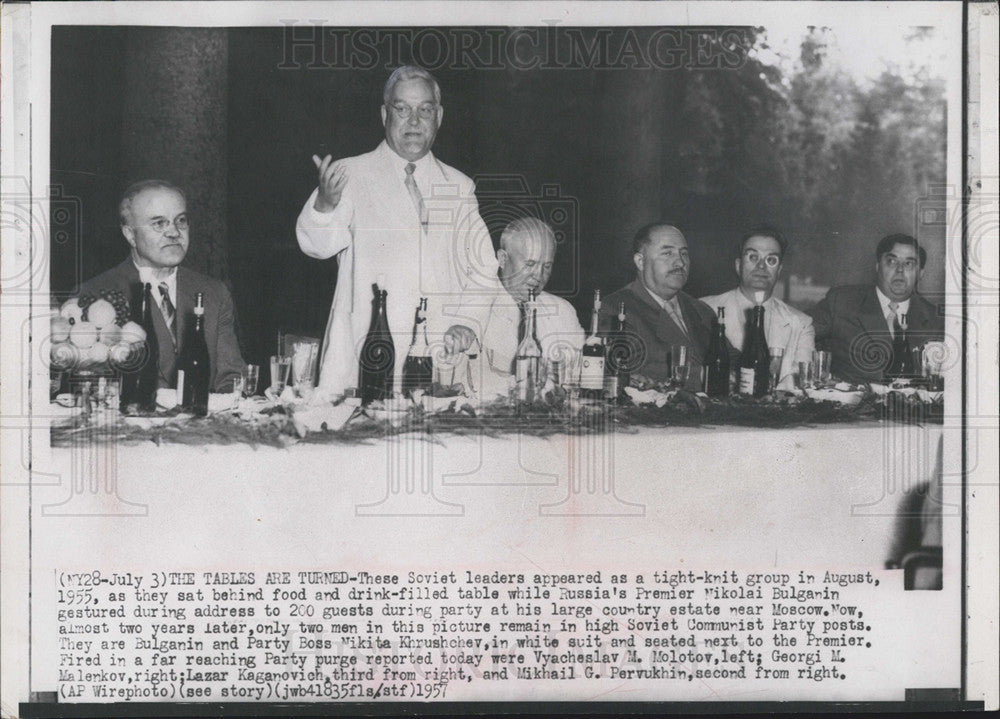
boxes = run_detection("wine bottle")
[120,282,160,414]
[738,305,770,397]
[513,290,542,403]
[580,290,606,399]
[605,302,630,401]
[176,292,210,416]
[401,297,433,397]
[703,306,730,397]
[885,313,914,380]
[359,284,394,405]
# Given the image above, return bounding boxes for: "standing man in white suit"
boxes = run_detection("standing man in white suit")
[296,66,498,396]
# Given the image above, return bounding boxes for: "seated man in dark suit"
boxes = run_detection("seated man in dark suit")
[602,223,714,390]
[80,179,244,392]
[810,233,944,383]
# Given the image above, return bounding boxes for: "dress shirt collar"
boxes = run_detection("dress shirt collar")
[641,281,681,313]
[381,141,435,184]
[875,286,910,318]
[133,260,178,307]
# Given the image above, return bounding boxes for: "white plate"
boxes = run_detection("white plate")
[805,388,865,406]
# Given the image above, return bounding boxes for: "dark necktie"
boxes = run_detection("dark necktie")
[158,282,177,348]
[517,302,527,344]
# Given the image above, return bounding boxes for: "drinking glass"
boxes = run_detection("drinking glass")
[811,350,831,387]
[669,345,690,388]
[269,355,292,395]
[769,347,785,392]
[231,376,245,409]
[795,361,813,391]
[242,364,260,398]
[291,341,319,391]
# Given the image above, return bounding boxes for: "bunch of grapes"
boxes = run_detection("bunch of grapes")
[78,289,130,326]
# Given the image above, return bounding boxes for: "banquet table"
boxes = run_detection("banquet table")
[33,416,943,570]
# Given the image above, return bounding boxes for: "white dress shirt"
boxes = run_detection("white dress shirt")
[134,262,178,309]
[700,287,815,389]
[875,287,910,333]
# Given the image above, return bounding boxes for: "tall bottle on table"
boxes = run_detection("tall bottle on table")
[738,303,770,398]
[604,301,631,401]
[580,290,605,400]
[176,292,211,416]
[885,313,914,380]
[120,282,159,414]
[703,306,730,397]
[513,290,542,403]
[359,284,395,405]
[402,297,433,397]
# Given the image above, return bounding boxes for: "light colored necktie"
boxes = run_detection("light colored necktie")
[158,282,177,347]
[665,297,689,336]
[404,162,429,231]
[887,301,899,339]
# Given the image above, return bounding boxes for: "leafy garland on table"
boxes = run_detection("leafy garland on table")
[50,385,939,448]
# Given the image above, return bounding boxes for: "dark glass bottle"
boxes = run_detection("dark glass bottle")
[120,282,159,414]
[703,307,730,397]
[605,302,631,401]
[359,284,394,405]
[580,290,606,399]
[402,297,433,397]
[885,313,915,380]
[738,305,770,398]
[176,292,210,416]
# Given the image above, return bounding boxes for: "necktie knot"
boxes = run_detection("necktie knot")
[888,301,899,313]
[405,162,416,176]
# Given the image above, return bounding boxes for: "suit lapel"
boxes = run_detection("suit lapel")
[628,281,685,349]
[858,288,890,339]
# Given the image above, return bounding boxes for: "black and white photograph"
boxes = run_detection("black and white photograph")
[1,1,996,715]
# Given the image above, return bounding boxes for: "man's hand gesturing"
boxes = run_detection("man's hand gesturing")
[312,154,348,213]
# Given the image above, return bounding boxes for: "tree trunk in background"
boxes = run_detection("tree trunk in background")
[121,28,229,280]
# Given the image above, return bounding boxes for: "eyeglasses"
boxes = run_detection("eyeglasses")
[743,249,781,268]
[147,216,189,233]
[386,102,438,121]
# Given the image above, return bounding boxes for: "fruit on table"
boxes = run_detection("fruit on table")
[120,321,146,345]
[50,341,79,370]
[99,324,122,346]
[108,342,132,366]
[59,298,83,324]
[85,299,116,329]
[87,342,110,365]
[69,321,98,348]
[51,316,71,343]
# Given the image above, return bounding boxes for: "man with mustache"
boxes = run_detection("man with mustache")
[79,179,245,391]
[810,233,944,383]
[700,225,814,389]
[602,223,714,390]
[296,65,497,397]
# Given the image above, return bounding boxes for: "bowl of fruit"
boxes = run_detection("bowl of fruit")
[49,290,149,393]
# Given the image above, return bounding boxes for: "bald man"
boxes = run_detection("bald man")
[601,223,714,390]
[453,218,584,397]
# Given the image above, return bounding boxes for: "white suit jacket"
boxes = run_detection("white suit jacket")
[296,141,499,395]
[700,288,815,389]
[471,287,585,398]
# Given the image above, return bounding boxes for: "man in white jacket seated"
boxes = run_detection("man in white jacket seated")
[700,225,815,390]
[456,217,585,399]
